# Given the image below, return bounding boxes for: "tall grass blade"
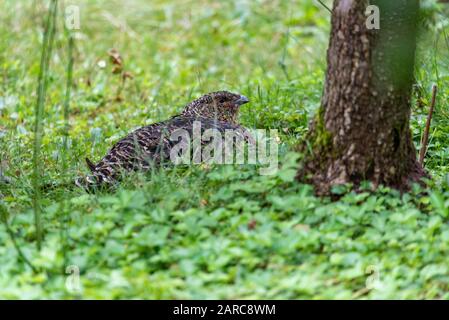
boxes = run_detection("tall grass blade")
[59,21,75,270]
[62,31,74,172]
[32,0,58,250]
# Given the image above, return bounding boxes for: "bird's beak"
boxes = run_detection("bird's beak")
[236,95,250,106]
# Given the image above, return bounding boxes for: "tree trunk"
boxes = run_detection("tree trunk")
[297,0,426,195]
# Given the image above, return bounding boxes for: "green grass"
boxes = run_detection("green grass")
[0,0,449,299]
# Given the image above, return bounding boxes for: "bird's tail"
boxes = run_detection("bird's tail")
[85,157,96,172]
[74,175,98,191]
[73,158,98,191]
[37,158,111,193]
[75,172,116,192]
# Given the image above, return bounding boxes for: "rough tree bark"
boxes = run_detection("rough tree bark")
[297,0,426,194]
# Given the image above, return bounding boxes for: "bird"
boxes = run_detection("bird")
[75,91,252,190]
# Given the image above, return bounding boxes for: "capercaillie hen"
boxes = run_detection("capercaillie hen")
[76,91,251,189]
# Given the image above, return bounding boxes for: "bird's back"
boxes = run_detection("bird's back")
[76,115,250,189]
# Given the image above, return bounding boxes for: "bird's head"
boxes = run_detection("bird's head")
[181,91,249,124]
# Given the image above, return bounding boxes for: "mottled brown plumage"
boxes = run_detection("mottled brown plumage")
[181,91,247,124]
[76,91,250,189]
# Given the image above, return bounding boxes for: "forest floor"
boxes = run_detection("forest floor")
[1,0,449,299]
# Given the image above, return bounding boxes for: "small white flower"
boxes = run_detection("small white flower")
[97,60,107,68]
